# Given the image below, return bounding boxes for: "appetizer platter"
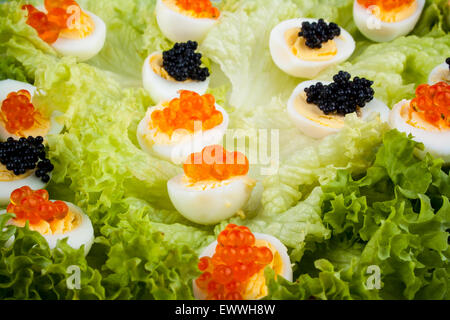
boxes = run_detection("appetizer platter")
[0,0,449,301]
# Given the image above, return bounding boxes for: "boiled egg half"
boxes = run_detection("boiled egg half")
[428,58,450,85]
[0,136,55,206]
[287,78,390,139]
[0,79,63,141]
[168,146,255,225]
[156,0,220,43]
[142,42,210,103]
[1,186,94,255]
[24,1,106,61]
[270,18,355,79]
[353,0,425,42]
[137,91,228,164]
[193,224,293,300]
[389,82,450,164]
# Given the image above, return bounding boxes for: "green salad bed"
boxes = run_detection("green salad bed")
[0,0,449,300]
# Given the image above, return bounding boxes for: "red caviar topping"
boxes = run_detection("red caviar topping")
[151,90,223,136]
[22,0,82,44]
[357,0,415,11]
[410,82,450,129]
[176,0,220,19]
[6,186,68,225]
[183,145,249,182]
[195,224,273,300]
[1,90,41,134]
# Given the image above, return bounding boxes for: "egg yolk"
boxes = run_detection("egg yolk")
[0,90,49,137]
[357,0,417,23]
[0,163,33,182]
[6,186,79,235]
[196,224,280,300]
[407,82,450,130]
[151,90,223,136]
[285,28,337,62]
[184,145,249,182]
[150,53,179,82]
[23,0,94,44]
[168,0,220,19]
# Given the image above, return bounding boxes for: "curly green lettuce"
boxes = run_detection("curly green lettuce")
[98,211,203,300]
[0,213,105,300]
[266,130,450,300]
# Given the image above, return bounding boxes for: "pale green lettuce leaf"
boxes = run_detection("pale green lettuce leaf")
[215,187,330,262]
[262,115,389,214]
[200,0,300,110]
[78,0,172,88]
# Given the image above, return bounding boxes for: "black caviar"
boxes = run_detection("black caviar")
[298,19,341,49]
[446,57,450,70]
[305,71,375,116]
[162,41,210,82]
[0,136,54,183]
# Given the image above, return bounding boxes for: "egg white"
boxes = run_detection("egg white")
[0,79,64,141]
[51,10,106,61]
[389,99,450,164]
[193,232,293,300]
[155,0,219,43]
[137,103,229,163]
[353,0,425,42]
[0,79,36,100]
[287,80,390,139]
[0,202,94,256]
[269,18,355,79]
[167,174,255,225]
[0,172,48,206]
[142,52,210,103]
[428,62,450,85]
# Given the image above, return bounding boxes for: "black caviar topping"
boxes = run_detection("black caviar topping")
[305,71,375,116]
[446,57,450,70]
[298,19,341,49]
[0,136,54,183]
[162,41,210,82]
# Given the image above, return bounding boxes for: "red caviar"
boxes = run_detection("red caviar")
[1,90,41,134]
[176,0,220,19]
[357,0,415,11]
[184,145,249,182]
[410,82,450,129]
[195,224,273,300]
[151,90,223,136]
[22,0,81,44]
[7,186,68,225]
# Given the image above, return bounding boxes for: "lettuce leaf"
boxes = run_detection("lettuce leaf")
[201,0,300,110]
[413,0,450,37]
[0,54,33,82]
[267,130,450,300]
[0,0,56,56]
[291,0,356,32]
[78,0,172,88]
[98,211,201,300]
[262,115,389,214]
[0,213,105,300]
[215,187,331,263]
